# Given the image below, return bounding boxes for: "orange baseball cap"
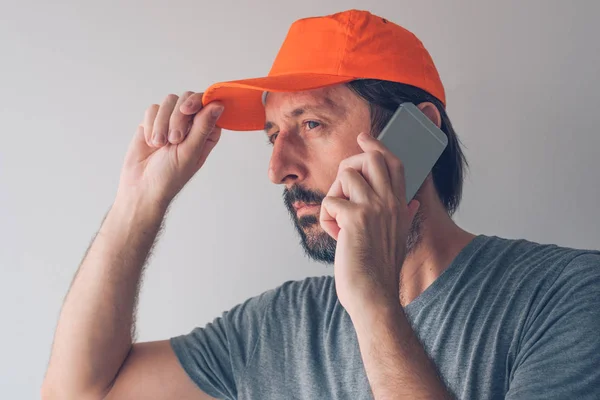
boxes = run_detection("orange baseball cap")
[202,9,445,131]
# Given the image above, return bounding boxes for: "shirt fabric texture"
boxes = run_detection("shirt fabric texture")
[170,235,600,399]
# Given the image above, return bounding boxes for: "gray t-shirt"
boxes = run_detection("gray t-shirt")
[170,235,600,399]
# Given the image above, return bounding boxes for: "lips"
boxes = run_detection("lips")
[293,202,320,213]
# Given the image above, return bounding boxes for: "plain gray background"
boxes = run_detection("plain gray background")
[1,0,599,397]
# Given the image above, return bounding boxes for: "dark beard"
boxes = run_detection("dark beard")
[283,184,424,264]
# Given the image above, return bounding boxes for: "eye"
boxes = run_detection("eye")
[267,133,278,146]
[304,121,321,130]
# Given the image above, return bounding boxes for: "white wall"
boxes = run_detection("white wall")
[1,0,599,397]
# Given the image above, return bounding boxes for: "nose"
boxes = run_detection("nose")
[268,130,307,185]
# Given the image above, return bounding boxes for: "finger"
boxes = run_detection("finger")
[319,196,355,240]
[337,151,391,200]
[143,104,159,147]
[152,94,179,147]
[168,91,195,144]
[179,102,224,161]
[327,167,374,204]
[357,132,405,203]
[179,92,206,115]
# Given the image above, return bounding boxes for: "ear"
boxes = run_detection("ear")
[417,101,442,128]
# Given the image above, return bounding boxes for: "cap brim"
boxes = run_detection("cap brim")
[201,73,356,131]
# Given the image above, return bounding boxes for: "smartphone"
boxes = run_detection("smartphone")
[377,102,448,203]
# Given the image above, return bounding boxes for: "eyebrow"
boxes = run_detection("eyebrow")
[263,97,343,133]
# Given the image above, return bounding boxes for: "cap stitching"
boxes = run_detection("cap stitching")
[421,51,431,96]
[336,11,354,76]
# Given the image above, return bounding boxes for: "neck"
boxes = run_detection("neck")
[399,200,476,307]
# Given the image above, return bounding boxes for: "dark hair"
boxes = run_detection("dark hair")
[346,79,468,216]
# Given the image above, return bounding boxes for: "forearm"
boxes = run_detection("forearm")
[352,303,453,400]
[43,194,166,399]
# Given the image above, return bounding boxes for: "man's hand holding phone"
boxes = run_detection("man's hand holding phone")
[320,103,447,318]
[116,91,224,213]
[320,132,420,319]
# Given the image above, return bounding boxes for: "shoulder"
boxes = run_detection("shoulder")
[270,275,336,309]
[223,275,336,326]
[474,235,599,279]
[478,236,600,314]
[550,252,600,300]
[273,275,335,297]
[263,275,337,330]
[459,235,600,317]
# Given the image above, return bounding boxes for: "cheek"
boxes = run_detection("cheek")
[311,143,363,194]
[308,157,338,194]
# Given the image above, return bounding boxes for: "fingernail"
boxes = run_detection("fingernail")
[153,132,166,146]
[211,106,224,118]
[169,129,181,142]
[184,100,194,109]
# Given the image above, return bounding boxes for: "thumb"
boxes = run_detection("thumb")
[180,102,224,157]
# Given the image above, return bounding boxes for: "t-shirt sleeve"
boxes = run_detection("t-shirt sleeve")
[506,253,600,400]
[170,288,276,400]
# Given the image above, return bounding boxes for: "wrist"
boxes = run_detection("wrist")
[343,285,401,318]
[109,191,168,232]
[114,190,169,218]
[347,296,405,331]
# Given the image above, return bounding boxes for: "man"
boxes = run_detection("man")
[42,9,599,400]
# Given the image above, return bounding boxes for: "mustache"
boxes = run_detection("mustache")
[283,185,326,211]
